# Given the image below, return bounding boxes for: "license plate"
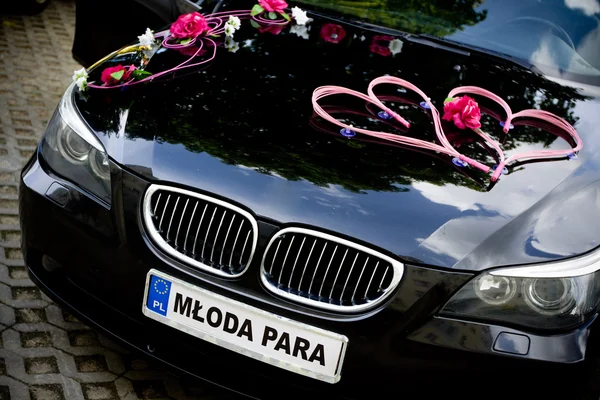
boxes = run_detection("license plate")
[142,269,348,383]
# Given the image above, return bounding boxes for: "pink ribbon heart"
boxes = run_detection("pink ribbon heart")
[448,86,583,181]
[312,76,583,182]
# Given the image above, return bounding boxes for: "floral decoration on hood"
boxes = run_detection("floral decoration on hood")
[442,96,482,130]
[170,12,210,40]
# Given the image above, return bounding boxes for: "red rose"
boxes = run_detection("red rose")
[370,35,393,56]
[320,23,346,44]
[100,65,136,86]
[170,12,209,39]
[442,96,482,130]
[258,24,285,35]
[258,0,288,13]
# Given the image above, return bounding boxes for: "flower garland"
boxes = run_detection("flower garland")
[71,2,407,90]
[73,2,311,90]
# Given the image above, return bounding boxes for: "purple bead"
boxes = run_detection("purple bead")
[568,153,578,160]
[452,157,468,168]
[420,101,430,109]
[499,121,514,130]
[492,165,509,175]
[340,128,356,137]
[378,110,393,120]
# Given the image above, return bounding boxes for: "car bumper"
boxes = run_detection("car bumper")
[20,151,599,398]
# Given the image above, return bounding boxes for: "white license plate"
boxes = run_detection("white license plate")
[142,269,348,383]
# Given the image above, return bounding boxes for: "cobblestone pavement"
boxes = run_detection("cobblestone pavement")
[0,2,225,399]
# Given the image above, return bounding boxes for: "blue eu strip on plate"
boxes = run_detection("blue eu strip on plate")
[147,275,172,316]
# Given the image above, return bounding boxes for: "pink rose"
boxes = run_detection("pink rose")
[442,96,482,130]
[170,12,209,39]
[320,24,346,44]
[100,65,136,86]
[370,35,393,56]
[258,24,285,35]
[258,0,288,13]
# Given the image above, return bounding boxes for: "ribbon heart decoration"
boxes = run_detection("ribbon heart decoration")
[312,76,582,182]
[448,86,583,181]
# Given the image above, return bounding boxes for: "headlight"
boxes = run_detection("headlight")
[40,83,111,205]
[441,252,600,330]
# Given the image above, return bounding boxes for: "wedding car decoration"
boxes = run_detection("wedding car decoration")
[73,1,309,90]
[312,76,583,182]
[70,4,582,183]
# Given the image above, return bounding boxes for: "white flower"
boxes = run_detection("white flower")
[227,15,241,30]
[72,67,87,81]
[389,38,403,55]
[75,76,87,91]
[138,27,155,49]
[72,68,88,91]
[224,24,236,37]
[291,6,311,25]
[225,37,239,53]
[360,35,366,42]
[290,24,309,40]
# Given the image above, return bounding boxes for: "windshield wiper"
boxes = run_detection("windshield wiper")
[413,34,535,70]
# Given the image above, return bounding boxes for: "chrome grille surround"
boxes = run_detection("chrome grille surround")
[142,184,258,278]
[260,227,404,313]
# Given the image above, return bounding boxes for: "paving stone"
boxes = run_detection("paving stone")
[15,308,46,324]
[0,305,14,326]
[20,331,52,348]
[0,231,20,242]
[30,383,65,400]
[75,355,108,373]
[24,356,59,374]
[11,287,41,301]
[7,268,26,280]
[68,331,100,347]
[81,382,119,400]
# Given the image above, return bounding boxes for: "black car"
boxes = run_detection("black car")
[19,0,600,398]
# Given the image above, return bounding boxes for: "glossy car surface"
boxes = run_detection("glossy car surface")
[20,0,600,398]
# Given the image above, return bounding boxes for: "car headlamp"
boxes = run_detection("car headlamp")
[40,83,111,205]
[441,252,600,330]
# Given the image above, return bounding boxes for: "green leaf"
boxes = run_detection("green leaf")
[110,70,125,81]
[250,4,264,16]
[268,11,277,19]
[280,12,291,21]
[180,38,192,45]
[250,20,260,29]
[444,97,455,104]
[131,70,152,80]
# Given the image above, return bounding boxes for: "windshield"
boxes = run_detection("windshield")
[295,0,600,86]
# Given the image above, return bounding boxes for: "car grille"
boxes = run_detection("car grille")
[261,228,403,312]
[142,185,258,277]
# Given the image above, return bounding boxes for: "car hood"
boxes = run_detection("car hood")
[75,14,600,272]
